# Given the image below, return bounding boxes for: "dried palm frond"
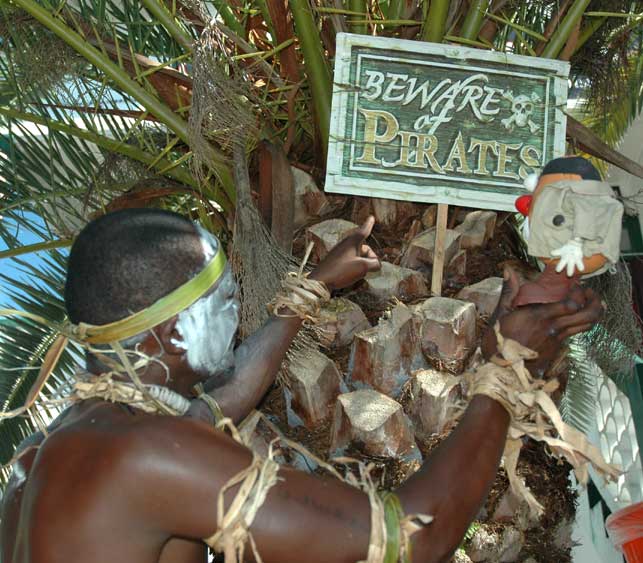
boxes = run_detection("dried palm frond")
[190,22,283,334]
[189,22,320,393]
[0,6,84,97]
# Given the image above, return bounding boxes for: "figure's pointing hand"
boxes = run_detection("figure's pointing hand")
[309,215,381,291]
[355,216,380,273]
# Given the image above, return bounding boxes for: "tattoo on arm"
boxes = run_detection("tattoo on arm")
[276,489,369,534]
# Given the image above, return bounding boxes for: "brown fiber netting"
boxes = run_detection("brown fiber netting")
[579,262,643,379]
[0,6,83,96]
[188,21,318,384]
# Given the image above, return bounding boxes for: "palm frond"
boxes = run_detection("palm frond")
[0,0,642,489]
[570,1,643,152]
[561,337,599,433]
[0,250,82,469]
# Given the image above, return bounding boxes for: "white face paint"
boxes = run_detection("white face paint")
[197,224,217,262]
[173,232,240,376]
[174,266,240,375]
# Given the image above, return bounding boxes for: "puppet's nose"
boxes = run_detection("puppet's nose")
[515,195,532,216]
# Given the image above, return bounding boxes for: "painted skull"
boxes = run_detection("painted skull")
[512,95,534,128]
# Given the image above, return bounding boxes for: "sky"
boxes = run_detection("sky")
[0,212,54,309]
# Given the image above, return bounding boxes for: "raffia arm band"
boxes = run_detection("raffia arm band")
[267,242,330,324]
[359,482,432,563]
[464,322,621,516]
[203,420,281,563]
[267,271,330,323]
[193,383,225,425]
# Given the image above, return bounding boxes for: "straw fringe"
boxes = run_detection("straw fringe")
[73,374,190,416]
[465,322,622,516]
[204,420,281,563]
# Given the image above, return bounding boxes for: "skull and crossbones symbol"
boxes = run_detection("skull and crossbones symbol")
[501,91,541,134]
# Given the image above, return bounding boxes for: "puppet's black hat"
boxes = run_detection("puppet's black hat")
[541,156,602,181]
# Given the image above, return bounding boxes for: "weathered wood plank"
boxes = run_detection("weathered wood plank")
[326,33,570,211]
[566,115,643,180]
[431,203,449,296]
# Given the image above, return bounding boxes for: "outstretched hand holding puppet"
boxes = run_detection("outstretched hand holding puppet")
[513,156,624,307]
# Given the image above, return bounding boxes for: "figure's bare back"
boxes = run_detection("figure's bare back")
[3,402,207,563]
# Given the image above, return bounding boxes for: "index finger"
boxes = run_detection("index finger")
[529,298,582,321]
[357,216,375,240]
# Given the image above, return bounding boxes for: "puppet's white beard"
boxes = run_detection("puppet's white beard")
[173,276,240,376]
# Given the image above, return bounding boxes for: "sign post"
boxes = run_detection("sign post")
[325,33,570,293]
[431,203,449,295]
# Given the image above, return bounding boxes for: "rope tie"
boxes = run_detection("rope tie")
[72,373,190,416]
[465,322,621,516]
[267,242,330,324]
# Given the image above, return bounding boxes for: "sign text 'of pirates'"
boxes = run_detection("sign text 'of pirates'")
[325,34,570,211]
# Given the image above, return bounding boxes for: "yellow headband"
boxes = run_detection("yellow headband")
[72,246,228,345]
[0,245,228,413]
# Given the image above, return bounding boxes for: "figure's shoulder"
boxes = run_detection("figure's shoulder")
[35,406,226,469]
[32,405,249,492]
[116,412,249,469]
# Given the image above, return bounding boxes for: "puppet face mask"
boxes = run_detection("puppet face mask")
[173,266,240,376]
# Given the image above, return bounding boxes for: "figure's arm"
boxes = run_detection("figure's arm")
[129,416,372,563]
[400,395,508,561]
[397,271,602,561]
[195,313,306,423]
[135,406,500,563]
[1,430,45,562]
[136,275,602,563]
[192,217,381,423]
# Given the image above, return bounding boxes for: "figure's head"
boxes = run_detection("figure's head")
[516,156,619,277]
[517,156,603,213]
[64,209,240,396]
[534,155,601,195]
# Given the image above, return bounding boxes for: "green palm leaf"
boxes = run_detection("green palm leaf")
[561,338,600,433]
[0,251,81,471]
[0,0,641,487]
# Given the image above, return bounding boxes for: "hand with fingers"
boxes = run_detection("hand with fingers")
[309,216,381,291]
[482,265,604,377]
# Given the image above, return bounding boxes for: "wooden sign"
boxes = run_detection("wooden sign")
[326,33,570,211]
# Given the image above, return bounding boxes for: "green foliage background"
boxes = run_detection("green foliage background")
[1,0,643,472]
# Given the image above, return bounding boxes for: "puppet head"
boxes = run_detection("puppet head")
[515,156,623,278]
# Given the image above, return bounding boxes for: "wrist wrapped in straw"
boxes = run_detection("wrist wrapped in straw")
[267,241,330,324]
[268,272,330,323]
[464,323,621,516]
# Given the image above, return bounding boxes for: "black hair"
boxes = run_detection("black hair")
[64,209,206,325]
[542,156,602,181]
